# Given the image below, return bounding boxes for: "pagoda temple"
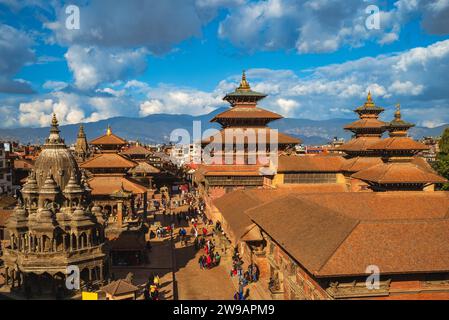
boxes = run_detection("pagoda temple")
[353,105,447,191]
[2,114,107,297]
[81,126,149,266]
[196,71,300,198]
[90,125,127,153]
[81,127,148,227]
[337,92,386,156]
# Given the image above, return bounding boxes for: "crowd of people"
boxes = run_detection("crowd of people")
[230,247,260,300]
[148,186,263,301]
[198,238,222,269]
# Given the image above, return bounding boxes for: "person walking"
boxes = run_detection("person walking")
[153,274,160,289]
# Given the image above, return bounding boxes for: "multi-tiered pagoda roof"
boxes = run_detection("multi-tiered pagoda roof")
[212,71,282,128]
[203,71,301,148]
[337,92,387,156]
[352,105,447,190]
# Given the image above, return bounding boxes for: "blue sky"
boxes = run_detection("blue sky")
[1,0,449,129]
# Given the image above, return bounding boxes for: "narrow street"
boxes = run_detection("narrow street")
[145,210,237,300]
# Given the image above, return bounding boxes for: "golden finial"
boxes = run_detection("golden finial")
[395,103,401,120]
[106,125,112,136]
[238,70,251,91]
[367,91,372,102]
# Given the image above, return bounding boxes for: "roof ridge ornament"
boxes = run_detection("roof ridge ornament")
[107,125,112,136]
[237,70,251,92]
[395,103,401,121]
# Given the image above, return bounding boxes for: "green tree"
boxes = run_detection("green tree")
[434,127,449,190]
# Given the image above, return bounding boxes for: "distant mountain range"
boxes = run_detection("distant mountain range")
[0,108,447,146]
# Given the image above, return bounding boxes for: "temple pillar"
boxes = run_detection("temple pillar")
[5,267,9,286]
[117,201,123,227]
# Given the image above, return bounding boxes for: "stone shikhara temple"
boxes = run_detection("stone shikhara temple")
[2,114,107,296]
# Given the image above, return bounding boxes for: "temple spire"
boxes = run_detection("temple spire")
[78,124,86,138]
[47,113,64,144]
[388,103,414,137]
[106,125,112,136]
[237,70,251,92]
[394,104,401,121]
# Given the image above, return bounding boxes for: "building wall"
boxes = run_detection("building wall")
[0,145,13,195]
[263,234,330,300]
[259,231,449,300]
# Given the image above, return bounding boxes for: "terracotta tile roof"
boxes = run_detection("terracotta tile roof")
[88,176,147,195]
[247,195,359,274]
[202,128,301,145]
[341,157,383,172]
[128,161,160,174]
[80,153,138,169]
[100,279,139,296]
[90,133,127,146]
[318,220,449,277]
[213,185,348,243]
[246,191,449,277]
[213,190,262,243]
[277,154,345,172]
[295,192,449,220]
[344,118,386,130]
[351,162,447,184]
[342,156,434,174]
[197,164,265,177]
[121,145,151,156]
[211,107,283,121]
[335,137,382,152]
[411,156,435,172]
[368,137,429,151]
[273,184,349,193]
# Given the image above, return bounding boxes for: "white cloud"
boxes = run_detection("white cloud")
[139,85,225,116]
[389,80,424,96]
[217,0,407,54]
[46,0,223,54]
[65,46,148,90]
[43,80,68,91]
[3,38,449,129]
[276,98,299,116]
[0,24,35,93]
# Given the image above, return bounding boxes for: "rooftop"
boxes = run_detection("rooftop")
[121,145,151,156]
[277,154,345,172]
[246,191,449,277]
[100,279,139,296]
[351,162,447,184]
[80,153,138,169]
[88,176,147,195]
[90,126,127,146]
